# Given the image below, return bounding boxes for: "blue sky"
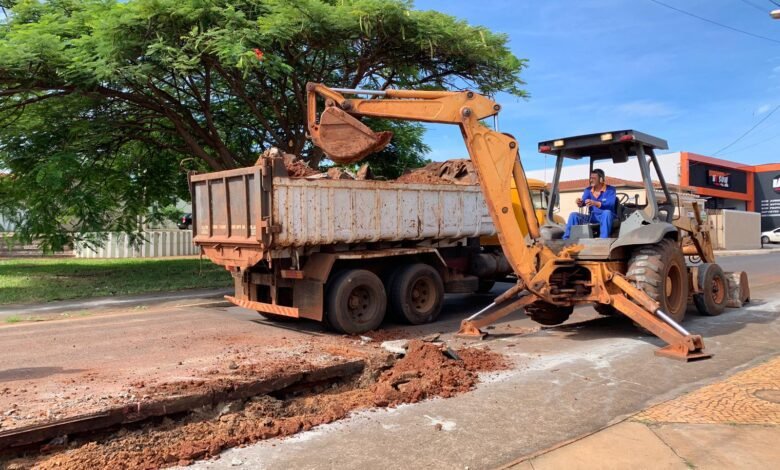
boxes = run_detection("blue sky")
[413,0,780,171]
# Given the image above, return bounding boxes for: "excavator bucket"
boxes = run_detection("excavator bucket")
[310,106,393,164]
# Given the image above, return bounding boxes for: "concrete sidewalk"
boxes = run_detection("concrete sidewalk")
[507,356,780,469]
[715,246,780,256]
[0,287,231,318]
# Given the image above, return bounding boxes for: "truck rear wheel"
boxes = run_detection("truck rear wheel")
[389,264,444,325]
[326,269,387,334]
[693,263,727,316]
[627,238,688,323]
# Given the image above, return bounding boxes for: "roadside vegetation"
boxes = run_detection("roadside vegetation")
[0,258,231,305]
[0,0,525,252]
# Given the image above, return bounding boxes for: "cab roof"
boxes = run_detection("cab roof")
[537,130,668,162]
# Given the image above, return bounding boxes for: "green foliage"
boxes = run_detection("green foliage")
[0,0,527,249]
[343,119,430,179]
[0,257,231,305]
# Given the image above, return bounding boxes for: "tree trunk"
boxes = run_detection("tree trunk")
[307,147,324,169]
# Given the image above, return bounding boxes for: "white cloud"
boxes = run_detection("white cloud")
[614,100,679,119]
[756,104,772,115]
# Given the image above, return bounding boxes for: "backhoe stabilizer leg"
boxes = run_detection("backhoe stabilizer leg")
[609,279,710,361]
[456,292,537,339]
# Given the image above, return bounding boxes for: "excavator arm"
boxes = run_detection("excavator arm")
[306,82,549,290]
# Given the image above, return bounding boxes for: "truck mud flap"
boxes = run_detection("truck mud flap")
[225,295,301,319]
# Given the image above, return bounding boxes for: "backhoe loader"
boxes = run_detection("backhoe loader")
[306,82,750,361]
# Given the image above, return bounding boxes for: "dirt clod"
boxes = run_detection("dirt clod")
[395,159,478,185]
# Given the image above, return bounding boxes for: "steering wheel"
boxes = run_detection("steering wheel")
[616,192,630,205]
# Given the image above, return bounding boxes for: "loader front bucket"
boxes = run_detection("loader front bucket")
[725,270,750,307]
[310,106,393,164]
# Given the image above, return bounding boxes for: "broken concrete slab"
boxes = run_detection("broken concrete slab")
[380,340,409,355]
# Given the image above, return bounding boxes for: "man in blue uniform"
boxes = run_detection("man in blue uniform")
[563,169,616,239]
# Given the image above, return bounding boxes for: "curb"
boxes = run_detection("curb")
[0,288,232,318]
[715,247,780,256]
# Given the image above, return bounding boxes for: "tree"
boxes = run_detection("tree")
[0,0,527,249]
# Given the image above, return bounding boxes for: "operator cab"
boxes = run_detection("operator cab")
[537,130,676,260]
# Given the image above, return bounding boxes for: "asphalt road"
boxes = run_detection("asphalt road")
[185,253,780,469]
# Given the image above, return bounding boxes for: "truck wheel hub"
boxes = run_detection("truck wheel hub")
[411,279,435,311]
[347,288,370,316]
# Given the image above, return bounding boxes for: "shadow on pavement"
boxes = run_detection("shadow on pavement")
[229,279,778,351]
[543,298,780,350]
[0,366,86,382]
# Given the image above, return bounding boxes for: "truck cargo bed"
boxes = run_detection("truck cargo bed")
[190,165,496,265]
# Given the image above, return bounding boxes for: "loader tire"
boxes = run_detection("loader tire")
[525,302,573,326]
[627,238,688,323]
[389,264,444,325]
[693,263,727,316]
[593,303,618,316]
[326,269,387,334]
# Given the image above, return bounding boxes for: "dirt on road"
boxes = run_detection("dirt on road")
[395,159,478,185]
[4,340,507,469]
[0,326,357,435]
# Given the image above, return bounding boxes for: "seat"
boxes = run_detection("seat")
[587,201,623,238]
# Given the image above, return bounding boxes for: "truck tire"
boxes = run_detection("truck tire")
[525,301,573,326]
[389,264,444,325]
[693,263,727,316]
[326,269,387,334]
[627,238,688,323]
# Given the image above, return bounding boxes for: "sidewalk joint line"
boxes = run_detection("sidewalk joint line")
[647,424,696,469]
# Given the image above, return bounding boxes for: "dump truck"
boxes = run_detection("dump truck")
[190,155,558,334]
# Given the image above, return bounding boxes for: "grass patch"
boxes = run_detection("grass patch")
[0,258,231,305]
[2,311,94,324]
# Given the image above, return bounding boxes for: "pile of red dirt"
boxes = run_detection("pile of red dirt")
[370,341,506,406]
[16,342,507,470]
[395,159,478,185]
[258,146,477,184]
[285,159,320,177]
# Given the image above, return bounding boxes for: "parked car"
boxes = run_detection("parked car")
[761,227,780,244]
[177,213,192,230]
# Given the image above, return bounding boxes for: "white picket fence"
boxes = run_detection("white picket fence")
[74,230,197,258]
